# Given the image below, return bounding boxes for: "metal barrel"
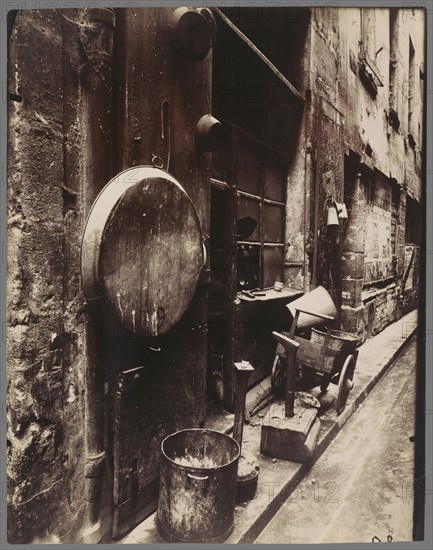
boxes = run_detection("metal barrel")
[157,428,240,543]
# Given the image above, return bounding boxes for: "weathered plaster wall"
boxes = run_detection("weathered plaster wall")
[363,176,394,284]
[310,7,423,341]
[308,10,346,315]
[342,7,424,184]
[284,21,311,292]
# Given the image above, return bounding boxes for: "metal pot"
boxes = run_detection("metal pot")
[157,428,240,543]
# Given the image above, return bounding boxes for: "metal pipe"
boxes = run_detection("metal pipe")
[312,146,320,290]
[301,19,314,292]
[79,8,115,543]
[304,139,313,292]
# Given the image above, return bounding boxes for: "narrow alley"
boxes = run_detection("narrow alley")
[256,338,417,544]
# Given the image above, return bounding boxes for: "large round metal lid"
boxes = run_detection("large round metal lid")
[81,166,204,338]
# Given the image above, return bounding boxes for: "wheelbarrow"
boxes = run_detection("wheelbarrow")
[271,306,359,415]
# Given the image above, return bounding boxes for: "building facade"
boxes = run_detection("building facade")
[6,6,424,543]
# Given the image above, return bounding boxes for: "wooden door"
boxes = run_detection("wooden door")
[109,7,213,538]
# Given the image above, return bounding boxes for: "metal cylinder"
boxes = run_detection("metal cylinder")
[286,285,337,329]
[157,429,240,543]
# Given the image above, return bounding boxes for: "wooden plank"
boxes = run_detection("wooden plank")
[271,332,300,417]
[289,310,300,338]
[211,178,229,190]
[223,131,239,411]
[233,362,254,446]
[264,197,286,207]
[112,365,164,539]
[290,336,338,373]
[285,342,297,417]
[403,246,416,289]
[237,190,262,201]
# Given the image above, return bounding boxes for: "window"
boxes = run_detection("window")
[405,196,422,245]
[359,8,384,96]
[235,129,286,290]
[211,9,301,293]
[209,126,287,292]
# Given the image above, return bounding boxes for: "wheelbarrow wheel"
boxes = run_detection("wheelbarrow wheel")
[271,354,285,394]
[336,355,355,415]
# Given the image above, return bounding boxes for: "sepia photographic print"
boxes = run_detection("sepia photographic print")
[2,1,430,546]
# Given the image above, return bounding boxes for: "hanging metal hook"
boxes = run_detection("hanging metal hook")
[160,99,171,171]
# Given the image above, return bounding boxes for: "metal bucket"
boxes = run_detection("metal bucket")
[157,428,240,543]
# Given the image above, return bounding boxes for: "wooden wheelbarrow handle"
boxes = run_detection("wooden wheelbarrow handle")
[272,332,299,418]
[233,362,254,449]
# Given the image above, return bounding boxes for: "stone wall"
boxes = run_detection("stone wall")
[341,283,401,343]
[7,10,87,543]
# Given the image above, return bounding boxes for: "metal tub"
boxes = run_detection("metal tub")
[157,428,240,543]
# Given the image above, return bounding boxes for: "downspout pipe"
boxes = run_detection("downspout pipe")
[312,125,320,289]
[303,18,315,291]
[79,7,115,543]
[303,137,313,293]
[83,316,107,543]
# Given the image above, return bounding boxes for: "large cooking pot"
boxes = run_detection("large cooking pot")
[157,429,240,543]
